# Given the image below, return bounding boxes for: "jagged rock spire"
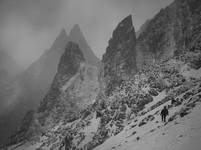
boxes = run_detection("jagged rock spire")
[102,15,137,95]
[69,24,100,66]
[51,28,69,51]
[112,14,136,43]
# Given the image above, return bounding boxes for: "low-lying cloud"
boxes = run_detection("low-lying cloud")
[0,0,174,69]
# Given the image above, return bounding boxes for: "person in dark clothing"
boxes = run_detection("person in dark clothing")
[161,106,169,122]
[64,133,73,150]
[59,133,73,150]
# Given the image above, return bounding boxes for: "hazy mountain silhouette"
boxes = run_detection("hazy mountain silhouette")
[0,25,100,144]
[69,24,100,66]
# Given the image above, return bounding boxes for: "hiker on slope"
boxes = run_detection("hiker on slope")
[160,106,169,123]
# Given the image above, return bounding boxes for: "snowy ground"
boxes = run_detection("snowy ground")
[77,113,100,148]
[120,103,201,150]
[181,65,201,79]
[7,96,201,150]
[8,142,41,150]
[94,92,201,150]
[94,62,201,150]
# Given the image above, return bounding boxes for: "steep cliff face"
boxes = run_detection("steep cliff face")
[186,0,201,50]
[102,15,137,96]
[136,0,201,68]
[38,41,99,127]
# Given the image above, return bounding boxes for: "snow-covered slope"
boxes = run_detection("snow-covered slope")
[95,97,201,150]
[93,56,201,150]
[5,48,201,150]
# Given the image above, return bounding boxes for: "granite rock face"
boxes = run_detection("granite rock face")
[102,15,137,96]
[136,0,201,68]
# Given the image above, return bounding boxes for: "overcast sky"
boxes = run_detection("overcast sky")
[0,0,174,68]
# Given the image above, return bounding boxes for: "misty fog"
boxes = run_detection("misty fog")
[0,0,173,69]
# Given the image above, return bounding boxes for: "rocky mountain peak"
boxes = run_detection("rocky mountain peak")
[69,24,100,66]
[38,41,85,114]
[113,14,135,41]
[51,28,69,51]
[69,24,81,36]
[37,41,99,126]
[103,14,136,61]
[57,41,85,75]
[102,15,137,95]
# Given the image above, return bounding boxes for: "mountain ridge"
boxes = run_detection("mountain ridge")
[69,24,100,67]
[0,25,100,144]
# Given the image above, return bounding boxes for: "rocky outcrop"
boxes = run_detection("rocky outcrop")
[102,15,137,96]
[6,110,42,145]
[136,0,201,68]
[38,41,100,127]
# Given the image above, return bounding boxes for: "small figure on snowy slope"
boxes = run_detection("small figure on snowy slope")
[160,106,169,123]
[59,132,73,150]
[65,133,73,150]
